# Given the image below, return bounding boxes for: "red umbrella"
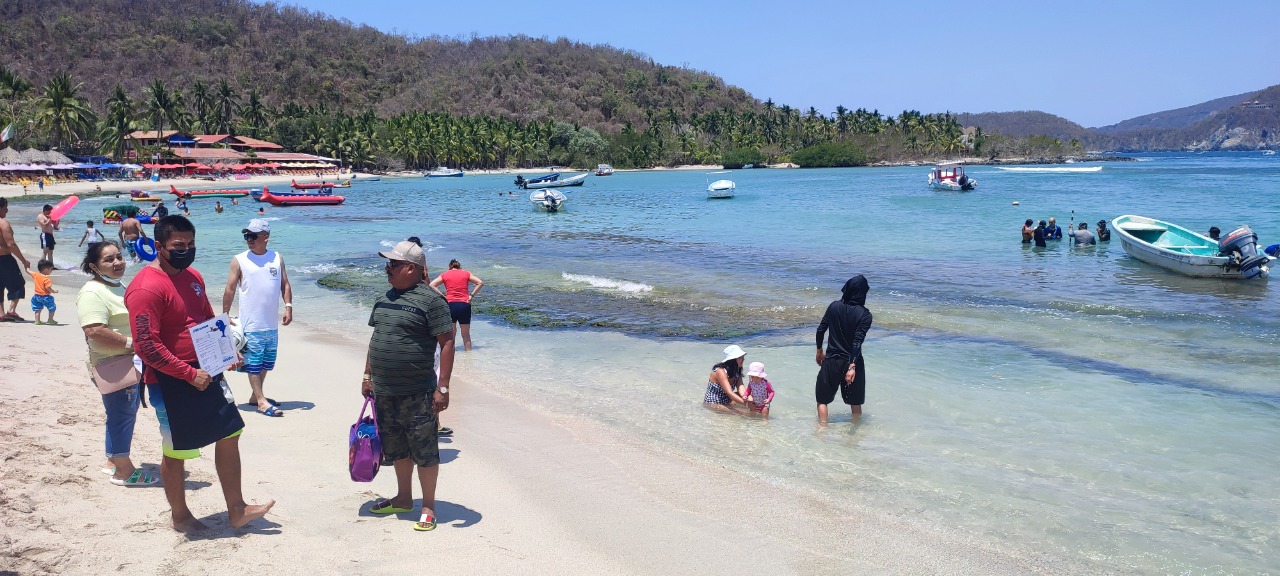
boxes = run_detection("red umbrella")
[213,163,225,169]
[230,164,247,170]
[141,163,155,169]
[193,163,212,170]
[185,162,201,167]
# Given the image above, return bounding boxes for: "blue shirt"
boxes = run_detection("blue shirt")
[1045,224,1063,240]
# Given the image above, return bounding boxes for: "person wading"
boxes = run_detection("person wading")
[814,275,874,423]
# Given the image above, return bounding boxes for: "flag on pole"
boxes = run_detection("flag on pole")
[0,123,14,144]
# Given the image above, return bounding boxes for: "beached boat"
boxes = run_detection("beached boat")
[521,173,588,190]
[530,190,567,212]
[928,162,976,191]
[515,173,559,188]
[427,167,464,178]
[169,185,251,199]
[706,172,735,199]
[1112,215,1273,280]
[260,186,345,206]
[595,164,614,176]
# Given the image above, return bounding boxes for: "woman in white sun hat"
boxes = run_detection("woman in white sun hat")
[703,344,749,412]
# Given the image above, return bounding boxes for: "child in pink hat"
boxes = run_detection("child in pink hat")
[745,362,775,418]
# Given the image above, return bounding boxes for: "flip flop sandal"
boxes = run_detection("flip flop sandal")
[110,469,159,486]
[258,405,284,417]
[438,427,454,437]
[414,513,437,531]
[370,499,413,515]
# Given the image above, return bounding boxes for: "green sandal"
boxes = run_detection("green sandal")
[370,499,413,514]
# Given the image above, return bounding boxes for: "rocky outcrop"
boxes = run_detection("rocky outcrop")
[1188,125,1278,151]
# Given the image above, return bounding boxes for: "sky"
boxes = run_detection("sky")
[271,0,1280,128]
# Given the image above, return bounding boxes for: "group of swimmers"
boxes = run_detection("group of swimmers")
[1021,217,1110,247]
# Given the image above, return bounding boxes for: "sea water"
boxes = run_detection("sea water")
[53,152,1280,572]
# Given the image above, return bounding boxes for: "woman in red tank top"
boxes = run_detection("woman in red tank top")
[429,259,485,351]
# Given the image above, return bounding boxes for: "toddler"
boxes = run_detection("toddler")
[31,259,59,325]
[744,362,775,418]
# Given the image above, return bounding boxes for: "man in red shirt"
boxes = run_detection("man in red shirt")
[126,215,274,533]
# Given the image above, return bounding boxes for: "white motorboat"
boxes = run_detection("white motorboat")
[1112,214,1273,280]
[595,164,614,176]
[523,172,587,189]
[426,167,464,177]
[530,189,568,212]
[706,171,735,199]
[928,162,976,191]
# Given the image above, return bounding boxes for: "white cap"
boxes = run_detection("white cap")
[379,240,426,269]
[242,219,271,234]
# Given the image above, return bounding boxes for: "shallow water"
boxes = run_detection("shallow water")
[19,152,1280,572]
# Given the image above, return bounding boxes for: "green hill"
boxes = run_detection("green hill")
[0,0,757,132]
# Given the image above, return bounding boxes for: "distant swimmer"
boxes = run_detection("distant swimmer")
[215,201,224,214]
[1034,220,1047,247]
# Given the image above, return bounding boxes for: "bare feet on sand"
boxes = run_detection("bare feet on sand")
[173,516,211,535]
[228,500,276,529]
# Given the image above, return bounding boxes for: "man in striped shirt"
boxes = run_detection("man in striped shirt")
[361,240,455,532]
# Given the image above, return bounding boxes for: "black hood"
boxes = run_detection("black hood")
[841,275,868,306]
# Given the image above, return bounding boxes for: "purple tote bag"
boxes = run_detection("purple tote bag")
[348,396,382,482]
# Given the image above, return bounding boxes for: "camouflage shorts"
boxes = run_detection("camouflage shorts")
[374,391,439,467]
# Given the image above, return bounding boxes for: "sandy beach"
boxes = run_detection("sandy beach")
[0,225,1077,575]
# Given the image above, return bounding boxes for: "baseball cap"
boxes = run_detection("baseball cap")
[379,240,426,269]
[242,219,271,234]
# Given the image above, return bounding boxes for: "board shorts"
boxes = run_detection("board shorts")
[816,355,865,406]
[375,391,440,467]
[448,301,472,325]
[238,330,278,375]
[123,237,138,259]
[146,378,243,460]
[39,232,55,249]
[0,255,24,301]
[30,295,55,312]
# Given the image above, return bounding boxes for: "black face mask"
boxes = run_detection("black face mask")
[165,247,197,270]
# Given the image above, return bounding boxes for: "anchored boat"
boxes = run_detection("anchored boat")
[706,171,735,199]
[928,162,977,191]
[530,189,567,212]
[1112,215,1273,279]
[519,173,587,189]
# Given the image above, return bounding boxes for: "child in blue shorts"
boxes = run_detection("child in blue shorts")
[31,259,59,325]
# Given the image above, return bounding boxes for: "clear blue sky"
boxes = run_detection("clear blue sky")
[271,0,1279,128]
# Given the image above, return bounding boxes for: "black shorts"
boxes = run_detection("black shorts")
[815,355,865,406]
[39,232,55,249]
[0,254,24,301]
[448,301,472,325]
[375,391,440,467]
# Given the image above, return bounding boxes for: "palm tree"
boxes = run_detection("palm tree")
[98,85,138,159]
[214,79,239,134]
[0,65,32,126]
[189,80,214,134]
[145,79,176,141]
[34,73,97,151]
[241,88,267,137]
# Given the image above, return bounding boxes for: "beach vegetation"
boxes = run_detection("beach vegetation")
[721,148,764,169]
[791,142,868,168]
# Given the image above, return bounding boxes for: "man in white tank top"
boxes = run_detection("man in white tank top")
[221,219,293,416]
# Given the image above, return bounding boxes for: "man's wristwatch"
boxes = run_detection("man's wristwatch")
[438,386,449,394]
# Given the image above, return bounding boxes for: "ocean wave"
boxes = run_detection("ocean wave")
[293,263,341,275]
[562,272,653,294]
[997,166,1103,173]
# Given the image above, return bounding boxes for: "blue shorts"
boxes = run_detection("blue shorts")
[239,330,279,374]
[30,294,56,312]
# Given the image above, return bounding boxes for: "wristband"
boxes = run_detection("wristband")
[125,337,133,349]
[284,303,293,308]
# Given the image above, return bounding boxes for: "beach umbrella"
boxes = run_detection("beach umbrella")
[185,162,201,167]
[0,147,21,164]
[46,151,72,164]
[19,148,42,162]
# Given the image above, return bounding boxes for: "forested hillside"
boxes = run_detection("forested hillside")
[0,0,755,131]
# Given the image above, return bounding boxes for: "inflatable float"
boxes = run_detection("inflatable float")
[102,205,155,224]
[170,185,251,199]
[260,186,345,206]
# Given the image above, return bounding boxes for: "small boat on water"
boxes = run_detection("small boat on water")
[530,189,567,212]
[520,173,588,189]
[595,164,614,176]
[928,162,976,191]
[1112,214,1273,280]
[706,171,735,199]
[292,179,341,190]
[260,186,345,206]
[427,167,464,178]
[170,185,250,199]
[515,173,559,187]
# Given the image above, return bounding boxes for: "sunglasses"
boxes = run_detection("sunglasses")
[243,232,268,241]
[385,260,413,272]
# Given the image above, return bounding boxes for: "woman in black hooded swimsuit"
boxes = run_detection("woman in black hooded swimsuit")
[815,275,873,422]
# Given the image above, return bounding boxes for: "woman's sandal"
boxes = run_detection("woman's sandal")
[110,469,159,486]
[414,513,437,531]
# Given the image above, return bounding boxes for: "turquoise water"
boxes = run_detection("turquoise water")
[35,153,1280,572]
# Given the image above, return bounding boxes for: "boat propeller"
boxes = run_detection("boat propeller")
[1218,226,1270,279]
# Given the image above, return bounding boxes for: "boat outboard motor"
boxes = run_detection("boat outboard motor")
[1218,226,1270,279]
[958,174,973,190]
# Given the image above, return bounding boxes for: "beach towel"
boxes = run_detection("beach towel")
[349,397,382,482]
